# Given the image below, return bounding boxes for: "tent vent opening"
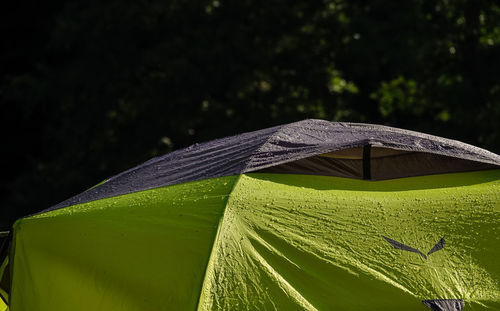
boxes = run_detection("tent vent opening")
[256,146,498,180]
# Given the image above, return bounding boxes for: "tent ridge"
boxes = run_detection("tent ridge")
[32,119,500,216]
[240,124,287,173]
[195,174,243,311]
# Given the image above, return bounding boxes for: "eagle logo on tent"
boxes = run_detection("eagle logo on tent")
[381,235,465,311]
[382,235,445,260]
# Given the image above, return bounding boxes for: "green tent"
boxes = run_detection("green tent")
[1,120,499,310]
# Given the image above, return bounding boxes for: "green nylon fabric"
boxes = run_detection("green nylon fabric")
[0,256,7,311]
[9,170,500,310]
[198,171,500,310]
[10,176,239,311]
[0,256,9,303]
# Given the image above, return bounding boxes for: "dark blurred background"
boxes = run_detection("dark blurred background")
[1,0,500,229]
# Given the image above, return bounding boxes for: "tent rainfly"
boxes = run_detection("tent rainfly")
[1,119,499,311]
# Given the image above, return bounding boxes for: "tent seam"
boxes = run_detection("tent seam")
[194,174,243,311]
[7,223,19,308]
[241,121,301,172]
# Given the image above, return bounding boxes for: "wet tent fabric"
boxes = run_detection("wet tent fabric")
[2,119,500,310]
[42,120,500,213]
[10,176,239,310]
[9,172,500,310]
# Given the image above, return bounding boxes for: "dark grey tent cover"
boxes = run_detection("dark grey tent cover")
[43,119,500,213]
[422,299,464,311]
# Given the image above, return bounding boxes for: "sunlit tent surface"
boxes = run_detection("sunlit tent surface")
[1,119,500,311]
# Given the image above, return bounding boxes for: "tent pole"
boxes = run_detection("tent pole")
[363,144,371,180]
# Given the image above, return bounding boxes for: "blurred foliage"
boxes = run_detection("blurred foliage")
[1,0,500,228]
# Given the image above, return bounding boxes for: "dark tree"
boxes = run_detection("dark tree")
[2,0,500,228]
